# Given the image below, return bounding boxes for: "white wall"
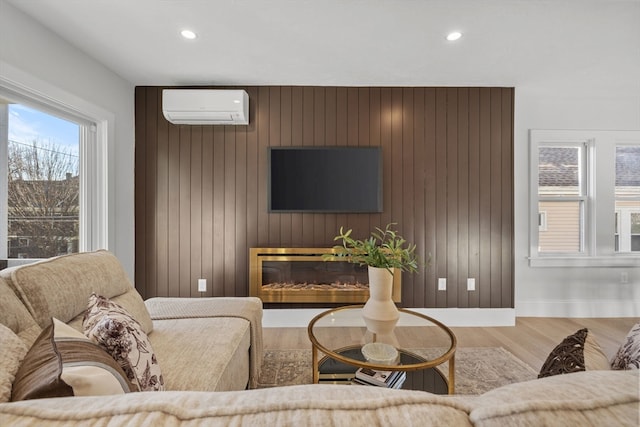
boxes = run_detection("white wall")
[0,1,135,278]
[1,0,638,317]
[514,92,640,317]
[511,0,640,318]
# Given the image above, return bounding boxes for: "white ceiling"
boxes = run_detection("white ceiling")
[6,0,640,92]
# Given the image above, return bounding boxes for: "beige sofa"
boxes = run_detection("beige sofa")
[0,370,637,425]
[0,250,263,393]
[1,251,639,426]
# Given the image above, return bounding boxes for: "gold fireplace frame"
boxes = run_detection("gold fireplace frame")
[249,247,401,304]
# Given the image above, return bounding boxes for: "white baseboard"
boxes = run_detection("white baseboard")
[516,300,640,318]
[263,308,516,328]
[263,302,637,327]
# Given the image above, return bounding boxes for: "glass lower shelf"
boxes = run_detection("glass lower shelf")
[317,346,448,394]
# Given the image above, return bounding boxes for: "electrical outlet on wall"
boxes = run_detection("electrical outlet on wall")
[438,278,447,291]
[198,278,207,292]
[467,278,476,291]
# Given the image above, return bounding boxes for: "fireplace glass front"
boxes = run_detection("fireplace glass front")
[249,248,401,304]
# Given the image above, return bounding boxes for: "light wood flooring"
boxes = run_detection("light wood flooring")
[263,317,638,372]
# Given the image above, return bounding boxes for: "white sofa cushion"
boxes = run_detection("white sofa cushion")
[149,317,250,391]
[145,296,263,389]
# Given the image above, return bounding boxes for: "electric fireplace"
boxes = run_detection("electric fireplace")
[249,247,401,304]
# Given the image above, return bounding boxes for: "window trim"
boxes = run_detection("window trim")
[536,141,589,255]
[529,129,640,268]
[0,105,7,260]
[616,208,640,253]
[0,66,110,264]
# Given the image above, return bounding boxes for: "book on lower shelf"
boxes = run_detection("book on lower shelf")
[353,368,406,389]
[318,372,356,383]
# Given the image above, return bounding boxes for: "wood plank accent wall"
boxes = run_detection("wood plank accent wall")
[135,86,514,309]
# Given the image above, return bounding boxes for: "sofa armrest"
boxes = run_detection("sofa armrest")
[469,370,639,426]
[145,297,263,388]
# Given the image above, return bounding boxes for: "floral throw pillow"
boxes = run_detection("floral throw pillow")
[611,323,640,370]
[83,293,164,392]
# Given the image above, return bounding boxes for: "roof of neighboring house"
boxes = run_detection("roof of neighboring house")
[616,146,640,187]
[539,146,640,188]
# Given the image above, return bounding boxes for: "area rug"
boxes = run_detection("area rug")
[257,347,538,395]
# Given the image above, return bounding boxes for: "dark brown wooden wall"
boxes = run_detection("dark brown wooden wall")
[135,86,513,308]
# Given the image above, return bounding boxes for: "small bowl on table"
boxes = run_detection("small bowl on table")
[361,342,400,366]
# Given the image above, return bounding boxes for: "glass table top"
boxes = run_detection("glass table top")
[308,305,456,371]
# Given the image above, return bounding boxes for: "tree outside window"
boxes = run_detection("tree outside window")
[4,104,80,258]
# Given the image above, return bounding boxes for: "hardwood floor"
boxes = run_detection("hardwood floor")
[263,317,638,372]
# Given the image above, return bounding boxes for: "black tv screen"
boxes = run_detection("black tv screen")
[269,147,382,213]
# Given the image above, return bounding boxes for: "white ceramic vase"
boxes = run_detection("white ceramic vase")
[362,266,399,335]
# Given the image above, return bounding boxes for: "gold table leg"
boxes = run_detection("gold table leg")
[448,352,455,394]
[312,345,319,384]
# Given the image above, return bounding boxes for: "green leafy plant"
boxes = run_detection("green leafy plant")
[324,223,419,274]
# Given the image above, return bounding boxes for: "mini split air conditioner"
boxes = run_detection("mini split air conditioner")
[162,89,249,125]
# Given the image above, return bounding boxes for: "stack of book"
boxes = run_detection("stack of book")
[352,367,406,389]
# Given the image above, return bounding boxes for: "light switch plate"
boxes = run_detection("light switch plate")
[438,278,446,291]
[198,278,207,292]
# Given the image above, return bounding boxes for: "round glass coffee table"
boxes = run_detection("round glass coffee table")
[307,305,456,394]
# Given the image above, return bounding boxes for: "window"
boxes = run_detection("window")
[3,104,81,259]
[615,145,640,253]
[529,130,640,267]
[615,211,640,252]
[537,144,586,253]
[0,81,108,264]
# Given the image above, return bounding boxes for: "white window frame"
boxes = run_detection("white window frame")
[529,129,640,267]
[0,70,110,265]
[616,208,640,252]
[535,141,589,254]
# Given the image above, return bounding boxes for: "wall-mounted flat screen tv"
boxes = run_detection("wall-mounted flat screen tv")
[268,146,382,213]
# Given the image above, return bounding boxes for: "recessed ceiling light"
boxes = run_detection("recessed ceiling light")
[446,31,462,41]
[181,29,197,40]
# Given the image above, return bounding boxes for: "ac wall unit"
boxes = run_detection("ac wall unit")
[162,89,249,125]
